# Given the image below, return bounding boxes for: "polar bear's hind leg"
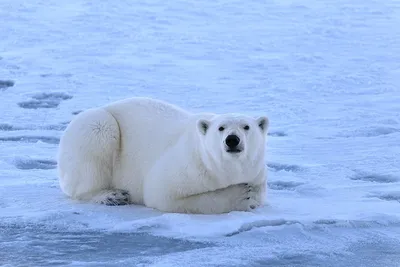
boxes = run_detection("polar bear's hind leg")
[57,108,129,205]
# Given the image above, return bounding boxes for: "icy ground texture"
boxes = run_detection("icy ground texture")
[1,0,400,266]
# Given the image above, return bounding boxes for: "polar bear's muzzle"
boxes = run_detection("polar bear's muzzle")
[225,134,243,153]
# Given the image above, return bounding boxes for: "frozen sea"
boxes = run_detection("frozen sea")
[1,0,400,266]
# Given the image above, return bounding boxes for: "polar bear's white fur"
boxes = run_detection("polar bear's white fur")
[57,97,269,214]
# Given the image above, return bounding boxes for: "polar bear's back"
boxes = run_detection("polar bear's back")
[105,97,190,155]
[103,97,196,201]
[105,97,189,124]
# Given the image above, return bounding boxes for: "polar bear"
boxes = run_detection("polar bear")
[57,97,269,214]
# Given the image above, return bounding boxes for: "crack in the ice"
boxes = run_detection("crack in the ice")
[225,219,301,237]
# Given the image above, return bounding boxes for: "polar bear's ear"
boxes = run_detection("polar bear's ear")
[256,116,269,133]
[197,119,210,135]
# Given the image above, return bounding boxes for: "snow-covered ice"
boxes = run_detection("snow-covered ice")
[1,0,400,266]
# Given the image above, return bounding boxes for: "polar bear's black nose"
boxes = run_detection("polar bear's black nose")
[225,134,240,148]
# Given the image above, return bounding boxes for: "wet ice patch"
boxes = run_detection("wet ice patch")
[18,99,60,109]
[40,73,73,78]
[267,163,304,172]
[31,92,73,101]
[311,219,389,228]
[268,131,288,137]
[40,124,67,131]
[72,110,82,115]
[0,136,60,144]
[337,126,400,138]
[369,192,400,203]
[313,219,338,225]
[0,123,66,131]
[0,223,212,267]
[13,157,57,170]
[0,123,22,131]
[268,181,304,191]
[18,92,73,109]
[0,80,14,90]
[350,172,399,183]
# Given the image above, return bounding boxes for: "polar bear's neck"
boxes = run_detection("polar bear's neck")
[194,136,263,190]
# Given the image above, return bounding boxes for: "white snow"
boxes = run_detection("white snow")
[1,0,400,266]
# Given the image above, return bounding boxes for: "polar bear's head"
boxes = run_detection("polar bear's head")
[196,114,269,173]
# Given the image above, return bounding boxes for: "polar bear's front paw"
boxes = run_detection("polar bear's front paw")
[234,183,260,212]
[96,189,130,206]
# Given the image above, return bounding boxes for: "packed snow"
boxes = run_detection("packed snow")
[1,0,400,266]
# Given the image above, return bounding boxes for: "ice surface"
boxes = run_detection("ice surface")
[1,0,400,266]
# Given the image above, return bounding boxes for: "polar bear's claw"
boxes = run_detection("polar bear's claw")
[97,189,131,206]
[231,183,260,211]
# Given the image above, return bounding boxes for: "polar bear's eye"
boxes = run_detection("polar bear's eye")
[218,126,225,132]
[243,125,250,130]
